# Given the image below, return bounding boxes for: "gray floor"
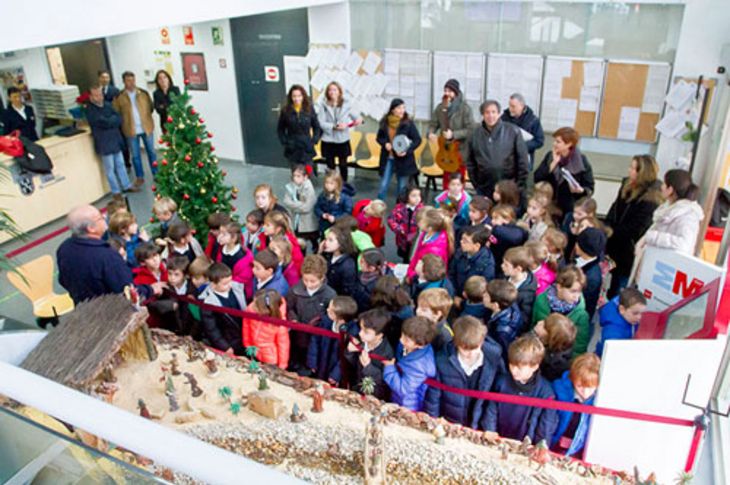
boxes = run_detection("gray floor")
[0,144,629,327]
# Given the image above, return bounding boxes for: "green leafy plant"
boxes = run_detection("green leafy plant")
[681,121,699,143]
[0,165,27,280]
[674,472,693,485]
[154,84,236,240]
[218,386,232,401]
[359,377,376,396]
[229,402,241,415]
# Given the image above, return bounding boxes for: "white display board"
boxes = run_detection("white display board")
[486,53,543,116]
[432,51,485,122]
[384,49,432,121]
[636,247,725,312]
[586,338,726,484]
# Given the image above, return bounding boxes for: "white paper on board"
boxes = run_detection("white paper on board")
[362,52,382,75]
[309,69,327,91]
[415,82,431,104]
[305,47,323,69]
[283,56,310,94]
[618,106,641,140]
[467,55,483,79]
[579,86,600,112]
[582,62,603,88]
[557,98,578,127]
[665,80,695,110]
[345,51,363,74]
[334,70,352,91]
[385,74,399,95]
[642,64,671,114]
[655,110,688,138]
[400,76,415,96]
[384,52,399,75]
[466,78,482,101]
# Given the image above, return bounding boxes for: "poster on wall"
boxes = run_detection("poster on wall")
[0,66,31,103]
[160,27,170,45]
[154,50,174,78]
[183,26,195,45]
[181,53,208,91]
[212,27,224,46]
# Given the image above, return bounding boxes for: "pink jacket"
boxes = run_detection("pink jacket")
[533,262,556,295]
[216,248,254,301]
[281,262,300,288]
[407,230,450,280]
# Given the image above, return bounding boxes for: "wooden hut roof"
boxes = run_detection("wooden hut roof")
[20,294,149,390]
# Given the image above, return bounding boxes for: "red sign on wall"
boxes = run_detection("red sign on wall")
[264,66,280,82]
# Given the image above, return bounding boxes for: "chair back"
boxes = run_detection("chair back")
[6,255,56,305]
[365,132,381,159]
[349,131,363,161]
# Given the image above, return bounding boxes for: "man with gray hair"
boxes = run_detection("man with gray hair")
[501,93,544,169]
[57,204,135,304]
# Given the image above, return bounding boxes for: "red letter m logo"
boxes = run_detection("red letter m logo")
[672,271,704,298]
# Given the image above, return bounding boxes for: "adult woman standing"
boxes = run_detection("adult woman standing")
[534,127,595,217]
[316,81,362,182]
[604,155,662,297]
[376,98,422,201]
[277,85,322,171]
[152,70,180,133]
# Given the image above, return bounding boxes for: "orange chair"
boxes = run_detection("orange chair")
[6,255,74,327]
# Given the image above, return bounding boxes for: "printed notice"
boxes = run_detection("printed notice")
[618,106,641,140]
[579,86,600,112]
[642,64,671,113]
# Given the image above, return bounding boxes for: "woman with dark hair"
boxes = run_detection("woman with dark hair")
[376,98,422,201]
[1,87,38,140]
[534,127,595,217]
[316,81,362,182]
[604,154,662,297]
[277,85,322,171]
[152,70,180,133]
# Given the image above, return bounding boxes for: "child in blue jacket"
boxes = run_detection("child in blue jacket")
[383,316,437,411]
[490,204,529,277]
[460,276,488,319]
[307,296,359,385]
[315,170,353,234]
[484,279,523,361]
[551,353,601,458]
[596,288,646,357]
[449,225,495,296]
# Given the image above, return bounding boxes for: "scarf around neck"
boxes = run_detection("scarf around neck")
[555,147,585,184]
[387,114,401,129]
[546,285,579,315]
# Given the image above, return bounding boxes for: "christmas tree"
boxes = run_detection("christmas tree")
[153,80,237,240]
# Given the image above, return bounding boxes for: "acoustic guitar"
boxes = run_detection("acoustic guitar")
[434,94,463,173]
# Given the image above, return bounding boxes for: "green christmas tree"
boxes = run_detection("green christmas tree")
[153,81,238,240]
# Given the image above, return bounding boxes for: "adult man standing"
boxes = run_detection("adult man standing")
[428,79,474,188]
[466,100,529,198]
[98,70,120,102]
[501,93,544,170]
[86,85,138,198]
[57,205,136,304]
[113,71,157,186]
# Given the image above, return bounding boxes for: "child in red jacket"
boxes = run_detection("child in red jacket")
[354,199,387,247]
[242,288,290,369]
[133,242,172,329]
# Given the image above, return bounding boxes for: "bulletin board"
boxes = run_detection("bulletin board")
[597,61,672,142]
[486,53,543,117]
[383,48,433,121]
[432,51,485,122]
[541,56,605,137]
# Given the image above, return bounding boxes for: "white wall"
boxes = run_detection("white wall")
[308,2,351,48]
[0,0,343,54]
[106,21,245,162]
[673,0,730,77]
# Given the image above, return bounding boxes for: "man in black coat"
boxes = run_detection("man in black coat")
[57,205,158,304]
[466,100,529,198]
[501,93,544,170]
[98,70,120,102]
[1,87,38,141]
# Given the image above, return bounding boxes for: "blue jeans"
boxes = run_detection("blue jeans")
[377,157,409,201]
[127,133,157,179]
[101,151,132,194]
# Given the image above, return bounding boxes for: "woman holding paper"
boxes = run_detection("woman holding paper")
[316,81,362,182]
[534,127,595,217]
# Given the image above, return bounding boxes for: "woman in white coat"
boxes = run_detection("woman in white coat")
[316,81,362,182]
[633,169,704,281]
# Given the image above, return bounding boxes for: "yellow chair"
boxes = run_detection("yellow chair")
[413,140,427,166]
[357,133,381,171]
[347,131,363,164]
[421,139,445,198]
[6,255,74,326]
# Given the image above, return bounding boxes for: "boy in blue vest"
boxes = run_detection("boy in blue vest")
[596,287,646,357]
[460,276,488,319]
[449,225,495,298]
[307,296,359,385]
[484,279,523,360]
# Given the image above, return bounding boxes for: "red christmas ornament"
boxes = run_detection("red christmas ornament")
[151,185,156,192]
[184,154,192,162]
[184,79,190,85]
[199,117,205,123]
[183,193,190,200]
[190,108,197,115]
[232,193,237,200]
[207,132,213,138]
[158,137,164,144]
[197,162,204,168]
[152,161,158,168]
[149,217,155,223]
[210,145,216,152]
[195,137,202,144]
[211,196,218,203]
[161,159,168,166]
[191,229,197,235]
[222,170,227,176]
[166,116,173,123]
[231,206,237,212]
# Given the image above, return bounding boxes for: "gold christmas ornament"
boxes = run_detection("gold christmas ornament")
[200,188,207,194]
[178,122,185,129]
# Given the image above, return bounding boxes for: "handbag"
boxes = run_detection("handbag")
[0,130,24,157]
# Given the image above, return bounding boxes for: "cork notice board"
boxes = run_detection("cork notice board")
[598,61,672,142]
[541,57,604,137]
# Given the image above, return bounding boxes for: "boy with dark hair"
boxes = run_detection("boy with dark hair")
[502,246,537,331]
[243,208,265,254]
[287,254,336,371]
[204,212,231,260]
[133,242,174,329]
[449,225,496,297]
[252,248,289,296]
[416,288,454,353]
[424,316,503,428]
[199,262,247,355]
[486,335,558,443]
[188,255,212,296]
[483,279,522,359]
[383,316,437,411]
[596,287,647,357]
[461,276,488,319]
[165,220,204,263]
[575,227,607,321]
[410,253,455,301]
[164,255,197,336]
[307,296,359,384]
[490,204,529,276]
[345,308,394,400]
[467,195,492,227]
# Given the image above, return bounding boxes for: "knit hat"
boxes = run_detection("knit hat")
[444,79,461,95]
[576,227,606,258]
[389,98,405,112]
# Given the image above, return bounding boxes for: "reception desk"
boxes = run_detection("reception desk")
[0,132,109,243]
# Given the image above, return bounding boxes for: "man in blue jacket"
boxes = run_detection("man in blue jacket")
[424,316,503,428]
[501,93,544,170]
[57,205,149,304]
[87,85,138,197]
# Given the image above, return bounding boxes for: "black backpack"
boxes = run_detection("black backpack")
[14,137,53,174]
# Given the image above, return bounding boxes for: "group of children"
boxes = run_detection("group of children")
[112,163,650,459]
